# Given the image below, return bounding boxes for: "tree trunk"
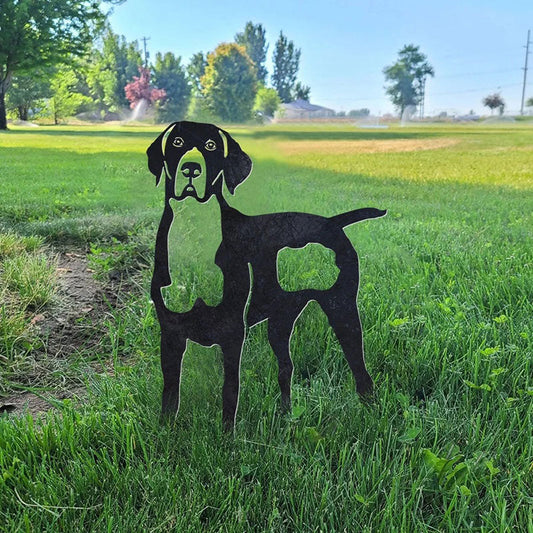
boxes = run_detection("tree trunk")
[0,86,7,130]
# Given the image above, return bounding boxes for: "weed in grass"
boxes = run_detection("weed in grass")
[1,252,58,310]
[88,231,153,281]
[0,232,43,258]
[0,304,29,361]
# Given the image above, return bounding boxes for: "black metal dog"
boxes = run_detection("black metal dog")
[147,121,386,430]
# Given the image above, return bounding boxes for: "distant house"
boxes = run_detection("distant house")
[277,99,335,119]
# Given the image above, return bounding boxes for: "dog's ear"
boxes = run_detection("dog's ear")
[147,123,177,185]
[219,128,252,194]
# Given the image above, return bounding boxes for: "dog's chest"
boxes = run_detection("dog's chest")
[161,197,224,312]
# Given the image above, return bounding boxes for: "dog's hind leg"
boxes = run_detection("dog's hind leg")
[220,334,246,431]
[320,301,374,397]
[160,327,187,418]
[267,317,295,413]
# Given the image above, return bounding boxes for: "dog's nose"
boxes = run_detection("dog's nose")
[181,162,202,179]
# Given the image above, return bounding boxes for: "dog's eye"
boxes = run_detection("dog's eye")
[205,139,216,151]
[172,137,184,147]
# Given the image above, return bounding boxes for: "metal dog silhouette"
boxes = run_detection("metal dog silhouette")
[147,121,386,430]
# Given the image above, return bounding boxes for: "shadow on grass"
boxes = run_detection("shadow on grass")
[1,127,157,139]
[236,128,448,142]
[2,124,485,142]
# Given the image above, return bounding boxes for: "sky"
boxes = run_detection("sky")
[108,0,533,116]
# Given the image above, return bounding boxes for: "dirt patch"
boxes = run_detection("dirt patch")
[1,252,121,418]
[278,137,460,156]
[0,387,86,418]
[33,252,114,357]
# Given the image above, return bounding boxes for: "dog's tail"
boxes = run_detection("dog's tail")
[330,207,387,228]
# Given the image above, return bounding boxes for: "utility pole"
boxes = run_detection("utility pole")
[520,29,531,115]
[141,36,151,68]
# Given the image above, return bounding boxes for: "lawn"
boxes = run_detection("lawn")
[0,122,532,531]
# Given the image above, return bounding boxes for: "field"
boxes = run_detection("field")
[0,122,532,531]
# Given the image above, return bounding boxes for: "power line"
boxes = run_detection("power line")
[520,29,531,115]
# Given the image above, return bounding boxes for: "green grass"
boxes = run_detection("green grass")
[0,233,57,378]
[0,122,532,531]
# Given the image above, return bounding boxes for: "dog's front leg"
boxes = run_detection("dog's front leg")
[220,335,245,432]
[160,326,187,418]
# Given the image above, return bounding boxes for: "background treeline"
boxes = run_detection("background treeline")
[5,21,312,124]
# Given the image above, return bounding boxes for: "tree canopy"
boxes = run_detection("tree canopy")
[0,0,120,128]
[187,52,207,96]
[86,27,142,113]
[1,13,315,126]
[124,66,165,110]
[383,44,434,115]
[235,22,268,85]
[253,86,281,117]
[482,93,505,115]
[201,43,257,122]
[152,52,190,122]
[272,32,301,103]
[5,69,52,121]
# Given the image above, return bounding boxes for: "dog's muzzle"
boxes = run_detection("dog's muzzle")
[175,148,206,199]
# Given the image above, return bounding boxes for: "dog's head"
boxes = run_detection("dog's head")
[147,121,252,202]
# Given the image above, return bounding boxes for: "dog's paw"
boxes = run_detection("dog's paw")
[356,377,375,403]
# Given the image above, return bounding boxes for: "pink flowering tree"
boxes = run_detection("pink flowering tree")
[124,67,166,109]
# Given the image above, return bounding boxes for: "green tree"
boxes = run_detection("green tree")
[253,85,281,117]
[48,67,92,124]
[187,52,207,96]
[0,0,117,129]
[272,32,301,103]
[5,69,52,121]
[186,52,208,120]
[86,27,142,113]
[235,22,268,84]
[383,44,434,115]
[527,96,533,107]
[201,43,257,122]
[294,81,310,101]
[482,93,505,115]
[152,52,191,123]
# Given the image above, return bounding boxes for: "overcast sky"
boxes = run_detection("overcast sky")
[109,0,533,115]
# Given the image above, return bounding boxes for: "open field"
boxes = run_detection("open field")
[0,122,532,531]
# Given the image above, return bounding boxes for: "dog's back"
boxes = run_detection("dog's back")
[218,204,386,326]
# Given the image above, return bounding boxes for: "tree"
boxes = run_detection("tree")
[383,44,434,115]
[527,96,533,108]
[201,43,257,122]
[235,22,268,84]
[187,52,207,96]
[294,82,310,101]
[48,67,92,124]
[272,32,301,103]
[152,52,191,123]
[482,93,505,115]
[0,0,118,129]
[86,27,143,113]
[124,66,165,109]
[253,86,281,117]
[186,52,208,120]
[6,69,52,121]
